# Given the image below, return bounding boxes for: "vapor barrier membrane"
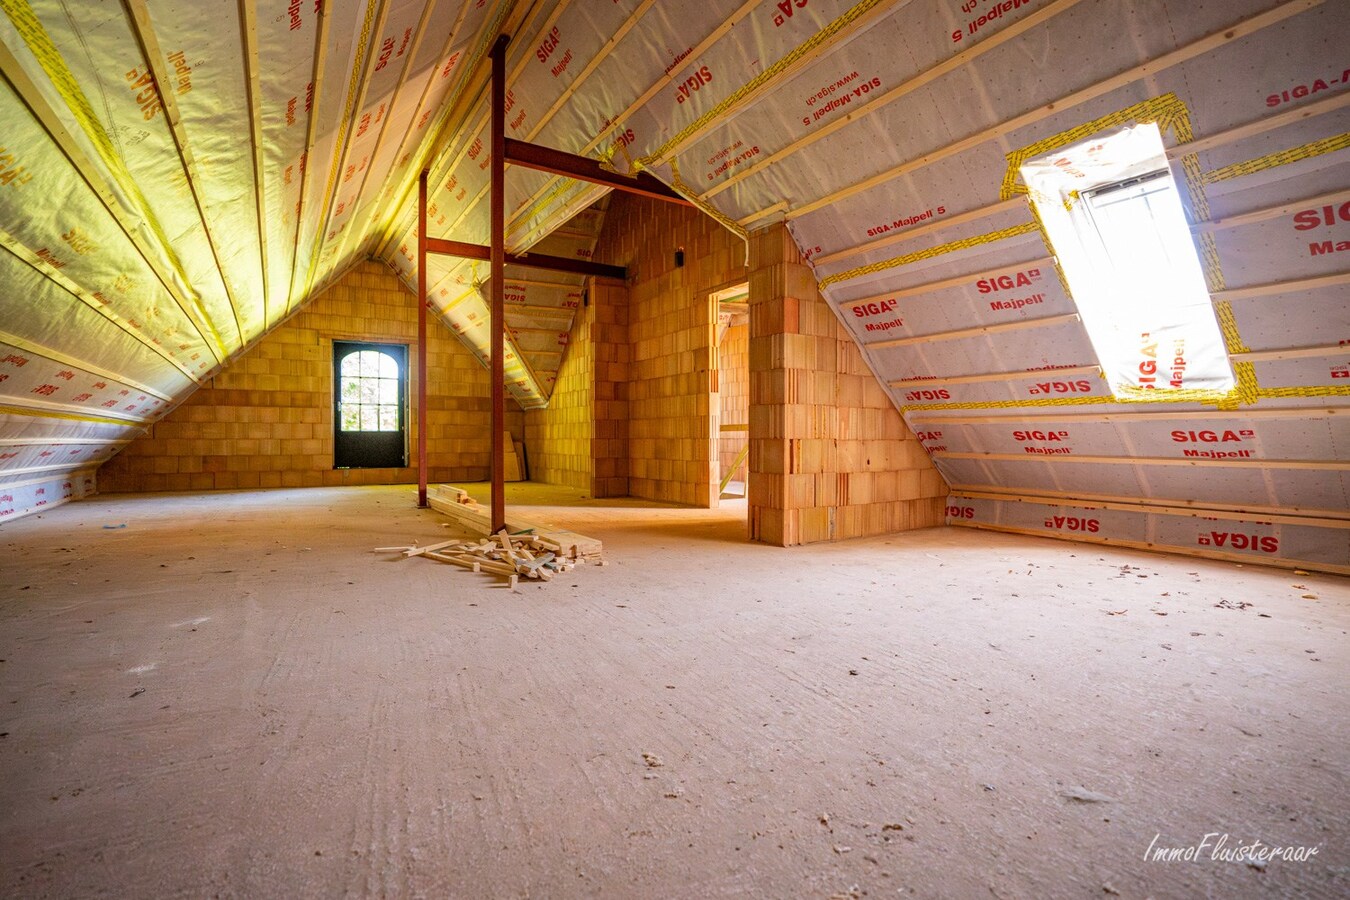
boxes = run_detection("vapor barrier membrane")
[0,0,1345,569]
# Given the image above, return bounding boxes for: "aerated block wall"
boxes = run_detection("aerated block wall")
[747,225,947,546]
[99,261,522,492]
[593,194,747,507]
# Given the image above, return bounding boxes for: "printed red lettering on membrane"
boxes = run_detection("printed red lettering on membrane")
[1198,531,1279,554]
[1044,515,1099,533]
[1295,200,1350,257]
[166,51,191,96]
[1308,239,1350,257]
[1015,429,1072,456]
[536,26,561,64]
[124,66,162,121]
[0,148,34,188]
[919,432,948,451]
[374,36,395,72]
[953,0,1039,43]
[851,299,904,334]
[801,75,881,128]
[1266,68,1350,107]
[773,0,809,28]
[866,204,945,237]
[977,269,1042,293]
[1028,380,1092,395]
[706,141,759,180]
[676,66,713,104]
[1293,201,1350,230]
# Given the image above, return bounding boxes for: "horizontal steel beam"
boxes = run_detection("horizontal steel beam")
[505,138,693,206]
[426,237,626,279]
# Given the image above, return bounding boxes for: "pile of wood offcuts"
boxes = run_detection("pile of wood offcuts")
[377,485,606,587]
[379,530,588,587]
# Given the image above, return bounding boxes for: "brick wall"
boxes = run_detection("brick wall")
[523,277,629,497]
[524,295,594,492]
[99,260,522,492]
[717,321,749,485]
[593,194,747,507]
[589,279,631,498]
[746,225,947,545]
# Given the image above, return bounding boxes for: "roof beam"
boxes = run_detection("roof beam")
[425,237,625,280]
[505,138,692,206]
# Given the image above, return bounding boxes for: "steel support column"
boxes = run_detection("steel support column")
[489,34,508,533]
[416,170,429,508]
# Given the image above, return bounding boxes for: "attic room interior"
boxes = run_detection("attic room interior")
[1,0,1346,896]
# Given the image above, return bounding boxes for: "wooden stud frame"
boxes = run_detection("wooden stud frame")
[949,484,1350,524]
[935,451,1350,471]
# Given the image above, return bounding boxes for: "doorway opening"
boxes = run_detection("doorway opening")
[333,341,408,469]
[712,282,750,508]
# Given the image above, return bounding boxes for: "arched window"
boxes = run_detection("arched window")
[333,342,407,469]
[338,349,401,432]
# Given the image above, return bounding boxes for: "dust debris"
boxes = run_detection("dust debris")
[1061,787,1115,803]
[642,752,663,768]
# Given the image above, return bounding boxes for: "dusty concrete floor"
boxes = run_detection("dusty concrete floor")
[0,484,1345,899]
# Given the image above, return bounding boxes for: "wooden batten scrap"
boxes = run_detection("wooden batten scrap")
[414,484,607,583]
[496,529,522,561]
[403,538,467,558]
[517,552,556,577]
[427,551,482,573]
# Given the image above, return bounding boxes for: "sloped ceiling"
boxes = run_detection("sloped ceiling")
[1,0,1347,566]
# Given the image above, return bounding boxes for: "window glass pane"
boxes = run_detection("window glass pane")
[335,346,404,439]
[1020,123,1233,396]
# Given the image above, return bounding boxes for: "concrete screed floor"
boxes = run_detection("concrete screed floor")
[0,483,1345,899]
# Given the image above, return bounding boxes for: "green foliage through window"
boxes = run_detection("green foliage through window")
[338,350,400,432]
